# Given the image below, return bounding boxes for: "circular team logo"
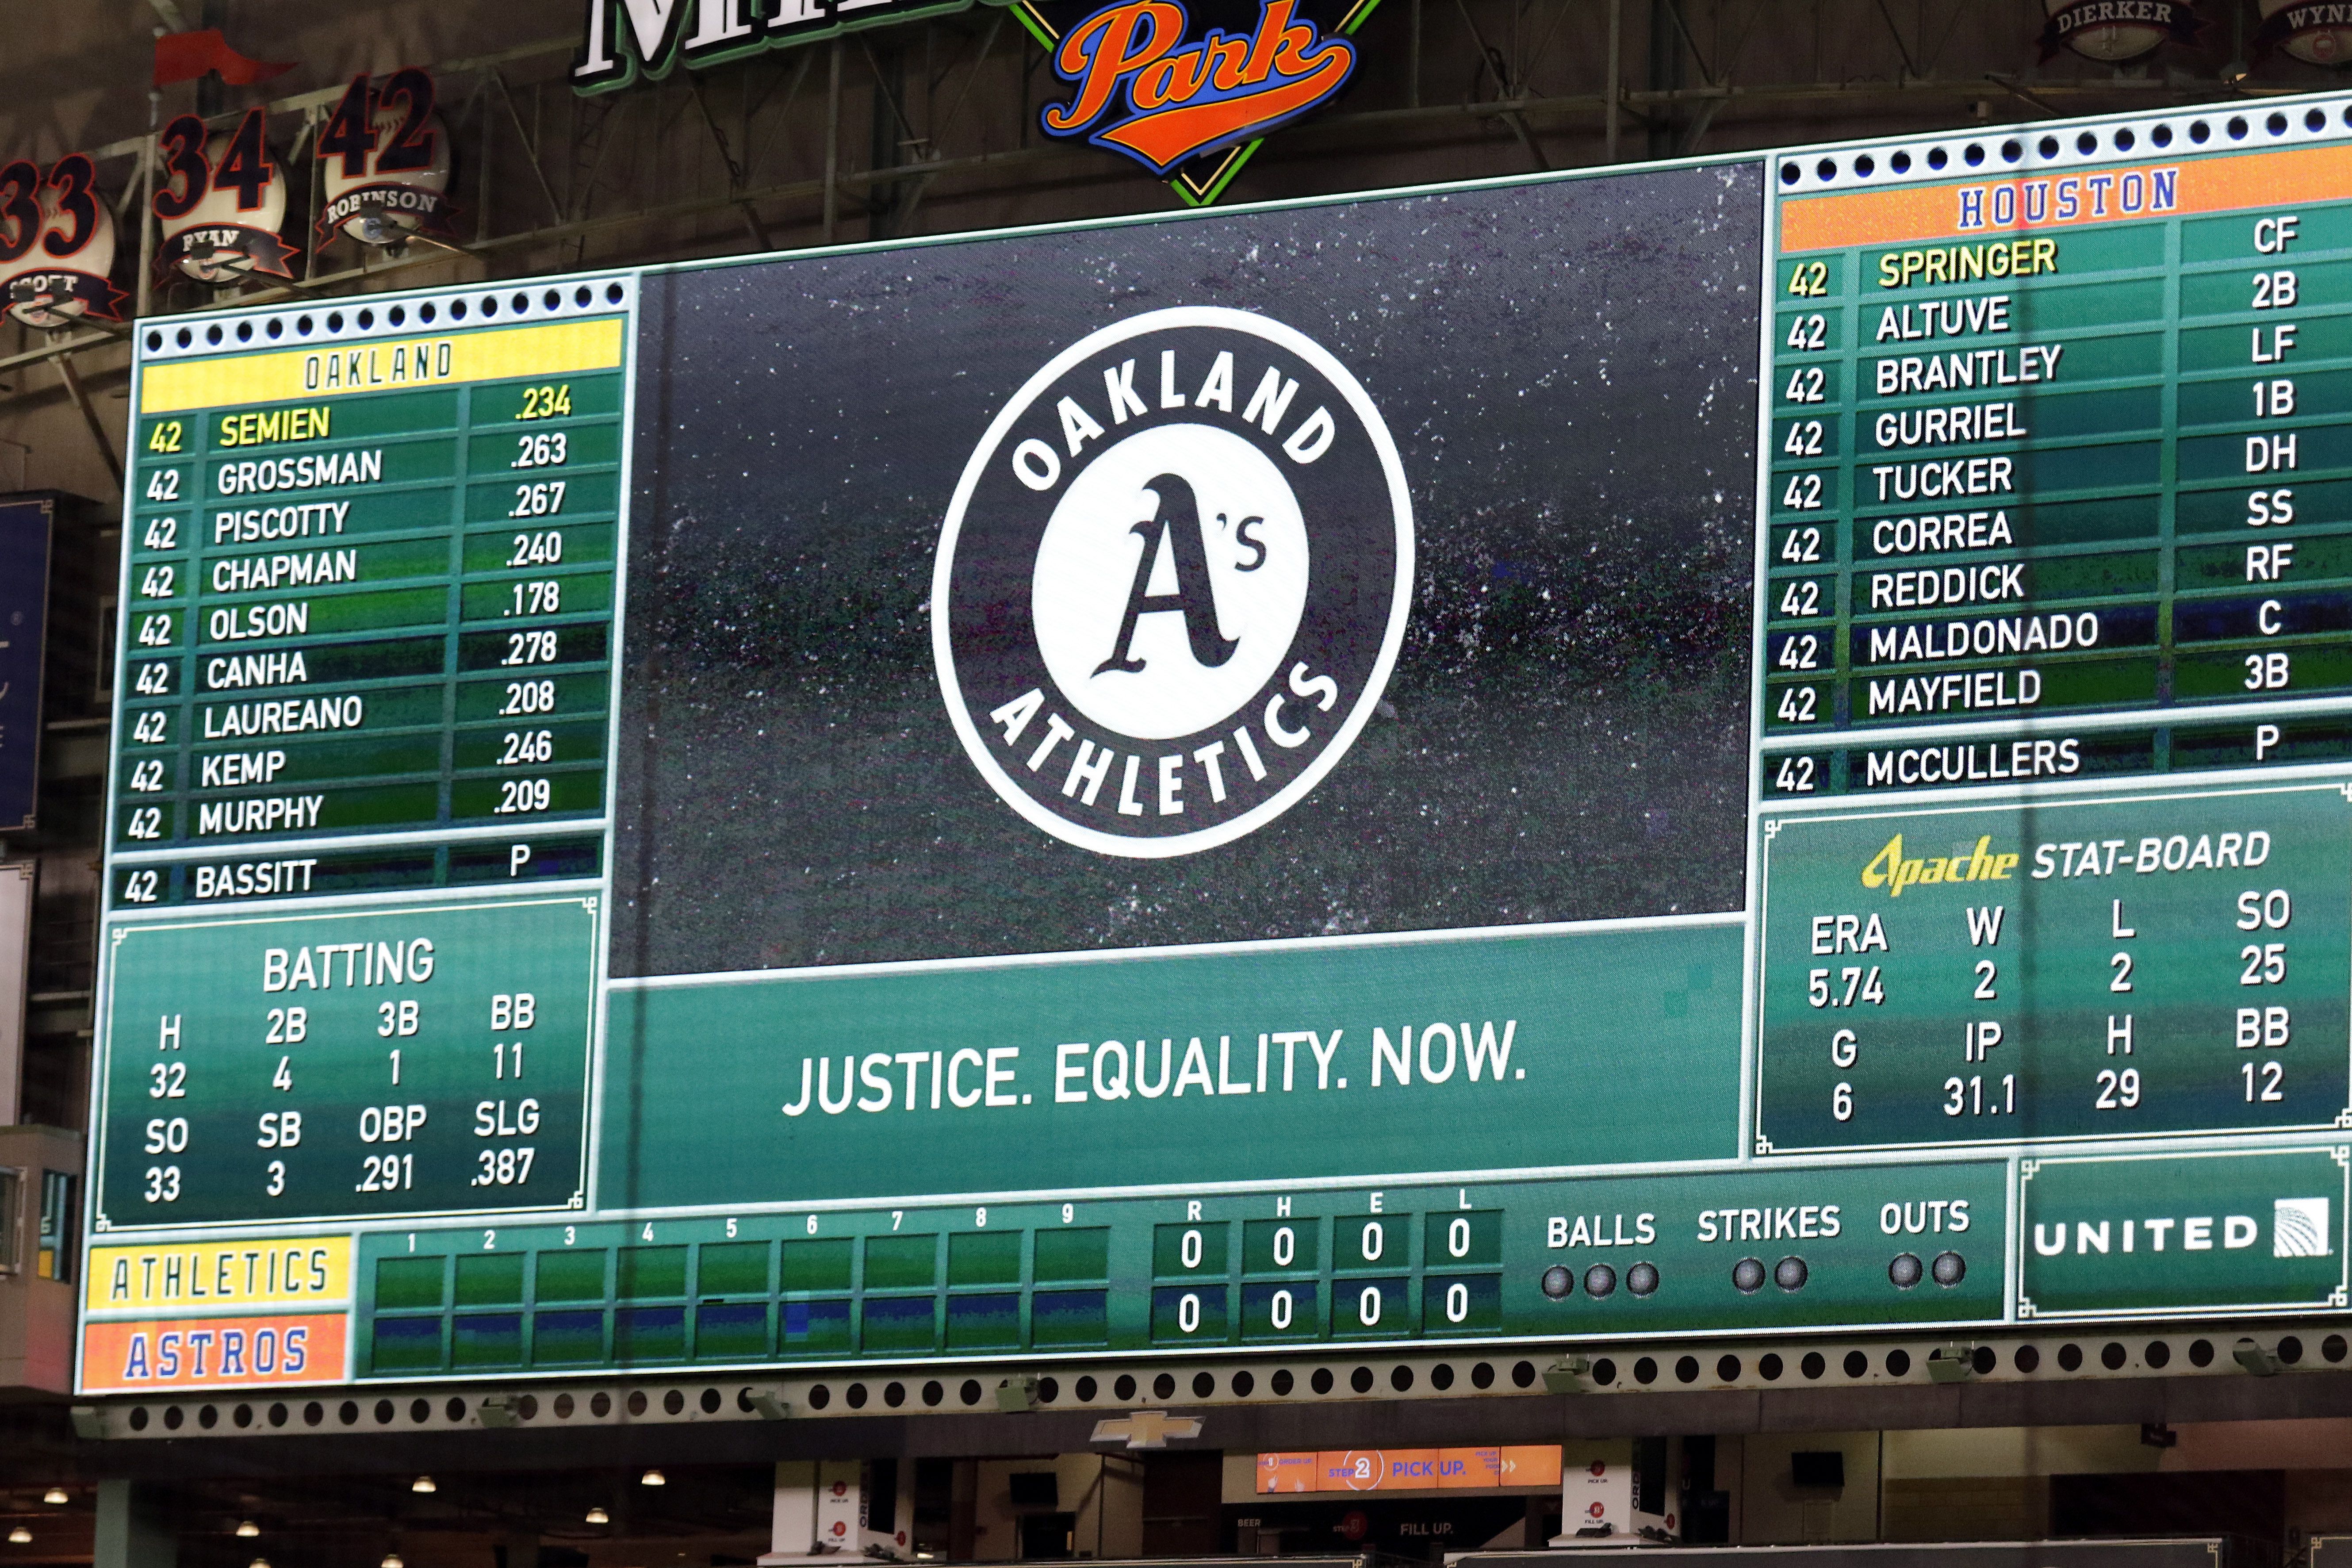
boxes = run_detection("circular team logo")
[935,306,1411,857]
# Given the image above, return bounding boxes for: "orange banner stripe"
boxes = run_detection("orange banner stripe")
[80,1312,349,1394]
[1780,142,2352,254]
[1257,1447,1564,1492]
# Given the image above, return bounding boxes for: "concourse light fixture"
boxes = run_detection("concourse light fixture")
[585,1508,610,1525]
[383,1553,405,1567]
[9,1528,32,1545]
[411,1476,437,1494]
[236,1522,260,1538]
[639,1469,666,1487]
[250,1557,271,1568]
[40,1491,65,1507]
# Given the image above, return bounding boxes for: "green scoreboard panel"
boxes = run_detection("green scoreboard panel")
[1755,782,2352,1151]
[1748,106,2352,1329]
[117,295,628,901]
[80,101,2352,1402]
[1761,113,2352,792]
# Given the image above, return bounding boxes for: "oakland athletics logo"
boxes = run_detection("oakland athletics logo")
[935,306,1412,857]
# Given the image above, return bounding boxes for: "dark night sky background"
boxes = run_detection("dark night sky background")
[612,161,1764,978]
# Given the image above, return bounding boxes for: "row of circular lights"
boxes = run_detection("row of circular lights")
[1786,103,2352,188]
[145,280,631,355]
[804,1361,1527,1409]
[120,1360,1548,1434]
[131,1383,695,1432]
[107,1320,2352,1438]
[1539,1250,1964,1300]
[1608,1329,2352,1388]
[110,1326,2352,1440]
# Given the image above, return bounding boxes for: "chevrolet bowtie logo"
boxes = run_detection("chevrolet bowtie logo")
[1089,1410,1204,1449]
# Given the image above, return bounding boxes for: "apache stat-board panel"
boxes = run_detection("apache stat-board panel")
[79,95,2352,1400]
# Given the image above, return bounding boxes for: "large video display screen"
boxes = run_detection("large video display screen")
[79,95,2352,1397]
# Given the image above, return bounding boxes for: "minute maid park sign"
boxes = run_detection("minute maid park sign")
[570,0,1379,203]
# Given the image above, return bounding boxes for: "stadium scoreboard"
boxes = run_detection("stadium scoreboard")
[80,101,2352,1399]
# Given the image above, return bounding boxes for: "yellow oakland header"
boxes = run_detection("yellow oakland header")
[139,317,625,415]
[86,1234,351,1314]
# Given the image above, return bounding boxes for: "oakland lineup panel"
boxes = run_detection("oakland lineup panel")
[79,98,2352,1399]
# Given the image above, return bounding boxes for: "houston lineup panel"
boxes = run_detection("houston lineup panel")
[76,91,2352,1400]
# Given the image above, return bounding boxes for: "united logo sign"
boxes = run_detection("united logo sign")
[934,307,1411,857]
